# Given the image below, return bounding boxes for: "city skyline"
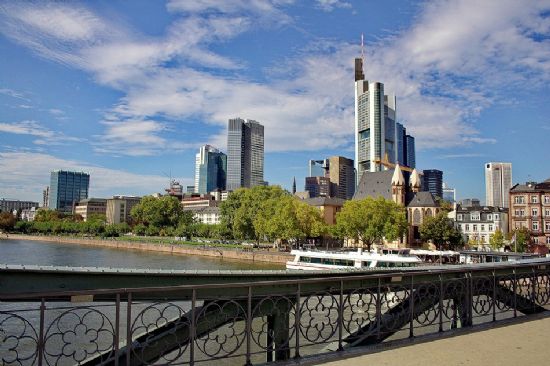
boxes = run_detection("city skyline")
[1,1,549,203]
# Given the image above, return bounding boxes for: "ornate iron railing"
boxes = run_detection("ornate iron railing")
[2,260,550,365]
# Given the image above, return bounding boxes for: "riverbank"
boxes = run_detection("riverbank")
[6,234,293,264]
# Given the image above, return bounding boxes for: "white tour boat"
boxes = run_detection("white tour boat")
[286,248,422,270]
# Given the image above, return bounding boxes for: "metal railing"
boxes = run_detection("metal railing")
[1,260,550,365]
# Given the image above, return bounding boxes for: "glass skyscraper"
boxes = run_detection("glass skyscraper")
[422,169,443,199]
[485,162,512,208]
[227,118,264,190]
[194,145,227,194]
[49,170,90,213]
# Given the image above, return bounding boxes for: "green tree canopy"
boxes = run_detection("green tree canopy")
[507,227,530,252]
[334,196,407,251]
[420,212,463,250]
[131,195,191,229]
[0,212,16,232]
[489,229,505,250]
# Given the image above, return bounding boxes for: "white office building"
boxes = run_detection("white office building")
[485,162,512,208]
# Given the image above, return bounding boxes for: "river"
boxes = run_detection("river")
[0,239,285,270]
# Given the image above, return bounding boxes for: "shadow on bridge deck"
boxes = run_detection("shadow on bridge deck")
[296,313,550,366]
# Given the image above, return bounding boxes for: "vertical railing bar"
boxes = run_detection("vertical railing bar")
[513,267,517,318]
[126,293,132,366]
[338,279,344,351]
[294,283,301,359]
[37,298,45,366]
[438,274,443,332]
[190,289,196,366]
[409,275,414,338]
[532,267,537,313]
[468,272,473,326]
[376,277,381,341]
[114,293,120,366]
[245,286,252,366]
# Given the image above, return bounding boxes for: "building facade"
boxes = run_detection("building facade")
[74,198,107,221]
[308,159,329,177]
[422,169,443,199]
[48,171,90,213]
[0,199,39,213]
[354,57,415,182]
[194,145,227,194]
[106,196,141,225]
[305,176,331,198]
[442,182,456,203]
[405,135,416,169]
[184,206,221,225]
[227,118,264,190]
[509,179,550,245]
[328,156,355,200]
[485,162,512,208]
[454,204,508,245]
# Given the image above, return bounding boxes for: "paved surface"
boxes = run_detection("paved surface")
[318,316,550,366]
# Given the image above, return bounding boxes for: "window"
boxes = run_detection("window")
[481,224,485,231]
[473,224,478,231]
[547,237,550,245]
[534,237,539,244]
[545,221,550,231]
[489,224,494,231]
[545,196,550,204]
[465,224,470,231]
[457,214,463,221]
[494,214,499,220]
[545,209,550,217]
[532,208,539,217]
[531,196,539,204]
[533,221,539,231]
[487,214,492,221]
[471,212,480,221]
[481,235,486,243]
[514,196,525,204]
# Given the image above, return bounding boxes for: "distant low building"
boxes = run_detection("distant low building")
[74,198,107,221]
[184,206,221,225]
[181,193,219,209]
[302,197,345,225]
[454,205,508,245]
[20,207,38,221]
[106,196,141,225]
[0,199,39,213]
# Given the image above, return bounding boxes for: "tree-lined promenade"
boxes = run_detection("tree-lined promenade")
[0,185,528,252]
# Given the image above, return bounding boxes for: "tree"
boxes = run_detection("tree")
[508,227,530,252]
[489,229,505,250]
[334,197,408,251]
[131,195,185,231]
[0,212,16,232]
[420,212,463,250]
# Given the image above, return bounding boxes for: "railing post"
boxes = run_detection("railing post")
[513,267,518,318]
[409,275,414,338]
[492,269,497,322]
[38,298,45,366]
[467,272,473,327]
[439,274,443,332]
[531,267,537,313]
[376,277,382,341]
[338,279,344,351]
[245,286,252,366]
[190,289,196,366]
[294,283,301,359]
[115,293,121,366]
[126,293,132,366]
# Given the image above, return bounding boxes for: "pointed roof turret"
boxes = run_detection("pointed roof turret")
[410,168,422,189]
[391,164,405,186]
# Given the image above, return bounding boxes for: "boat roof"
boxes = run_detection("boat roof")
[291,250,421,262]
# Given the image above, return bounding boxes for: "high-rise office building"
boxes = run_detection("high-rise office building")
[194,145,227,194]
[354,57,415,182]
[328,156,356,200]
[305,176,331,198]
[227,118,264,190]
[308,159,329,177]
[485,162,512,208]
[48,170,90,213]
[405,134,416,169]
[422,169,443,199]
[442,182,456,203]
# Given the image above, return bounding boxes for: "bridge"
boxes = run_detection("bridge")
[1,259,550,365]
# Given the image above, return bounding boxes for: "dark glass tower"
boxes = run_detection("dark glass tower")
[422,169,443,199]
[227,118,264,190]
[49,170,90,213]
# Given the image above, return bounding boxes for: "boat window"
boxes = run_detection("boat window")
[311,257,322,264]
[300,256,311,263]
[322,258,335,265]
[378,262,388,267]
[362,261,372,267]
[334,259,354,266]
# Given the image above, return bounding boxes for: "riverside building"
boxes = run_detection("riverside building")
[509,179,550,245]
[48,170,90,213]
[227,118,264,190]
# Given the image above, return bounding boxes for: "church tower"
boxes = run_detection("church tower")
[410,168,421,193]
[391,164,406,205]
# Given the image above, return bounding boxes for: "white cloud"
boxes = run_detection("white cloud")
[0,120,82,145]
[315,0,352,12]
[0,88,29,101]
[0,152,192,202]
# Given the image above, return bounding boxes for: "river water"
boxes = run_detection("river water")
[0,239,284,270]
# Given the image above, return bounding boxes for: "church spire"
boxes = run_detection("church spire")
[292,176,296,194]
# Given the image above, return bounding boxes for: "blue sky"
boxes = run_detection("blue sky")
[1,0,549,204]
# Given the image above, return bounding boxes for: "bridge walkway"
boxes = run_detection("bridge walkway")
[309,314,550,366]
